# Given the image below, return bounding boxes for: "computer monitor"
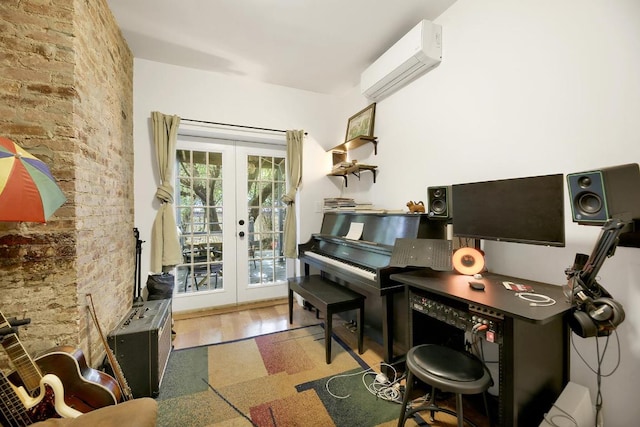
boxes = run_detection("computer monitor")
[452,173,565,247]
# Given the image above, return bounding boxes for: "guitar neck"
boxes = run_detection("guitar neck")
[1,335,42,394]
[86,294,134,401]
[0,372,33,426]
[103,343,133,401]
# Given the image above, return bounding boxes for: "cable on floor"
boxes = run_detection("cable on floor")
[325,362,405,403]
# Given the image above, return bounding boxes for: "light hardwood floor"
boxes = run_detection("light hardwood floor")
[172,298,386,369]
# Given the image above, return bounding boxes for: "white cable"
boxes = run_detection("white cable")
[325,367,373,399]
[515,292,556,307]
[325,362,404,403]
[543,403,578,427]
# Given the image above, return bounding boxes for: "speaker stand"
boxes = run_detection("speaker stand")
[618,219,640,248]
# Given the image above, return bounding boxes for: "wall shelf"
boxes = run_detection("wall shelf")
[328,136,378,187]
[330,136,378,155]
[328,165,377,187]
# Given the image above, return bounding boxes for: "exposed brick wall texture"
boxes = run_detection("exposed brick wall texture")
[0,0,133,370]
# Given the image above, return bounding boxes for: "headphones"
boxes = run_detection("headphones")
[567,276,626,338]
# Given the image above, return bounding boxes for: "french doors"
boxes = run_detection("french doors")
[172,136,290,313]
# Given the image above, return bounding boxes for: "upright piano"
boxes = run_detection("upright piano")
[298,211,446,365]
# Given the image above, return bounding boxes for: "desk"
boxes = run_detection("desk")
[391,270,572,427]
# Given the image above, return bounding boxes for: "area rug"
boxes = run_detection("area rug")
[156,324,404,427]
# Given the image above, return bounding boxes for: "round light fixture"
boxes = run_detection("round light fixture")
[452,247,485,276]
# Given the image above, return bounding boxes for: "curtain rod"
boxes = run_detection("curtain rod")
[181,118,307,135]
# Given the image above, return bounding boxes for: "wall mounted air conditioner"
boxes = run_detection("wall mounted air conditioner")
[360,20,442,100]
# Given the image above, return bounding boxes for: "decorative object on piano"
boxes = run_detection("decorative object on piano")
[452,247,485,276]
[406,201,425,214]
[345,103,376,142]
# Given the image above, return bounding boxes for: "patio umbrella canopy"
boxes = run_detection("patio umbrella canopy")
[0,137,66,223]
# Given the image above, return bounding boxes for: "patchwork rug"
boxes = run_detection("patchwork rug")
[156,324,404,427]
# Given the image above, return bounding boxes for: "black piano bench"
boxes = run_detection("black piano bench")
[288,275,365,364]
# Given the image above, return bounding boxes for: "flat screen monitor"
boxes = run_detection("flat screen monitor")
[452,173,565,247]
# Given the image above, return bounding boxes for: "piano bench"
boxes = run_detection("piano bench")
[288,275,365,364]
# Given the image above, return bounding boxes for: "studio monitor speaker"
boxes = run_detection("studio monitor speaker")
[566,163,640,225]
[427,186,451,219]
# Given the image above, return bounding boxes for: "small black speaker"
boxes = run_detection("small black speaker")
[427,186,451,219]
[566,163,640,225]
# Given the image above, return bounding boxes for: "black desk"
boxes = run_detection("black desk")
[391,270,572,427]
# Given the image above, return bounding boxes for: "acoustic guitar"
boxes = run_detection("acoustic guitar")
[0,370,33,426]
[0,311,122,422]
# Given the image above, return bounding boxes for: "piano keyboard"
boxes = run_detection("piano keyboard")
[304,251,377,281]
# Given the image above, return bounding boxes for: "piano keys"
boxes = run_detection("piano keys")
[298,211,446,366]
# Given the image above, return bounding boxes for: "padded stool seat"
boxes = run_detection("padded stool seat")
[398,344,491,427]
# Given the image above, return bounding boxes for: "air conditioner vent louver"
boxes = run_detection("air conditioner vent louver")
[361,20,442,101]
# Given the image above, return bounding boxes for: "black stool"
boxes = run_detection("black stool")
[397,344,491,427]
[288,275,365,364]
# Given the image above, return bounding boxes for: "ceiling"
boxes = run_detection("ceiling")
[106,0,456,95]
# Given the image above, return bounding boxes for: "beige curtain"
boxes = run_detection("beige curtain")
[150,111,183,272]
[282,130,304,258]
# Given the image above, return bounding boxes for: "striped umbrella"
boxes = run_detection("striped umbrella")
[0,137,66,223]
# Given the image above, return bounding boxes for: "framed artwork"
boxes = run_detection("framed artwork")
[345,103,376,142]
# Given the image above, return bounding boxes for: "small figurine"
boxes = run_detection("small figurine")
[406,201,425,213]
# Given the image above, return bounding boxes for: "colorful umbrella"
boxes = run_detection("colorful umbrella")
[0,137,66,223]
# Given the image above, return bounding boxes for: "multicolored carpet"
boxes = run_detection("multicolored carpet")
[156,324,404,427]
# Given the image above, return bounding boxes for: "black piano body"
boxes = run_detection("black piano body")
[298,211,446,365]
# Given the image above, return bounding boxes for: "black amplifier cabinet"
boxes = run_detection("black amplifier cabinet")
[107,299,172,398]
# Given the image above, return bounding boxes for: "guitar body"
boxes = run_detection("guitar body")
[1,310,122,422]
[34,345,122,412]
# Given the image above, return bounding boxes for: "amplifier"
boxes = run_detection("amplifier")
[410,293,504,344]
[107,299,172,398]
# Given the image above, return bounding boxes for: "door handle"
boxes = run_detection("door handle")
[239,231,245,237]
[239,219,245,225]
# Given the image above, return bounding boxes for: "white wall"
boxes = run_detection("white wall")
[133,0,640,423]
[338,0,640,424]
[132,59,344,281]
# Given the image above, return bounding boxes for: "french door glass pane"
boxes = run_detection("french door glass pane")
[175,149,224,293]
[247,155,287,285]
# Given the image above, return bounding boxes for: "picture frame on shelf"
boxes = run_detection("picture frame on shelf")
[345,103,376,142]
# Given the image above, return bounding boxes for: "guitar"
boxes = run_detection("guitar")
[86,294,134,401]
[0,311,122,421]
[0,370,33,426]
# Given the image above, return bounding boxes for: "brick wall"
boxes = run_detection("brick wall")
[0,0,133,369]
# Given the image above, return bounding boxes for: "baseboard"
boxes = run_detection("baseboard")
[173,297,288,320]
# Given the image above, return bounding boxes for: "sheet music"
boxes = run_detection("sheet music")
[344,222,364,240]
